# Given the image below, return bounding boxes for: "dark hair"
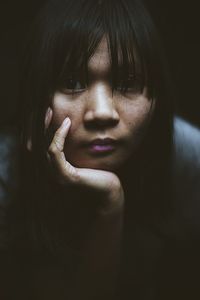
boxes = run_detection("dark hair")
[9,0,174,255]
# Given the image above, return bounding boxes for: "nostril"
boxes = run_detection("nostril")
[84,105,120,122]
[84,116,119,130]
[83,93,120,128]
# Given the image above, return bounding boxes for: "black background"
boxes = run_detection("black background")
[0,0,199,128]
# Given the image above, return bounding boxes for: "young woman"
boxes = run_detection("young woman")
[1,0,200,299]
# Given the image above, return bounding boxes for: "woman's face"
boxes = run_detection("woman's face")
[50,38,155,171]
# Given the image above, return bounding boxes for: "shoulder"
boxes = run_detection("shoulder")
[173,115,200,171]
[172,116,200,231]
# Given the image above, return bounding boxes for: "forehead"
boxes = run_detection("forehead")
[88,37,110,75]
[87,36,140,77]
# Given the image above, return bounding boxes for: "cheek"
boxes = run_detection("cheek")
[122,98,154,131]
[51,96,69,124]
[120,99,155,154]
[51,96,83,132]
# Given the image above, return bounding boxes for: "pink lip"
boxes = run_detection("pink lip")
[90,144,115,152]
[88,138,117,154]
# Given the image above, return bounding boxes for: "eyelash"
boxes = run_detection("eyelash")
[117,75,142,92]
[60,78,87,94]
[59,74,142,94]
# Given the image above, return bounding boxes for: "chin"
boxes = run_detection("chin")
[69,157,125,172]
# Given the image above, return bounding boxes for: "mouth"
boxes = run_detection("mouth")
[87,138,117,154]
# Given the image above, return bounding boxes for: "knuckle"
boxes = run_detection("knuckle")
[66,165,80,185]
[110,177,121,192]
[104,174,121,192]
[54,130,62,142]
[48,144,57,155]
[105,176,124,198]
[54,139,63,151]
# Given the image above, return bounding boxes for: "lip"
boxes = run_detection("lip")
[87,138,117,154]
[90,138,117,145]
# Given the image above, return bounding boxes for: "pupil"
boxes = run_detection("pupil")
[68,78,76,89]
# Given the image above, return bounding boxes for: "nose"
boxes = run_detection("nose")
[83,84,120,129]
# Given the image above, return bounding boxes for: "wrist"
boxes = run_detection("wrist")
[97,184,125,216]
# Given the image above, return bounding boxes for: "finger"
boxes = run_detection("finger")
[48,118,78,183]
[76,168,120,194]
[45,107,53,130]
[50,117,71,152]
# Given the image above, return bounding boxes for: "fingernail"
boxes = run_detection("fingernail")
[62,117,70,126]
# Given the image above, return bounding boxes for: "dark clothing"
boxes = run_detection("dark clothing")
[115,117,200,300]
[0,116,200,299]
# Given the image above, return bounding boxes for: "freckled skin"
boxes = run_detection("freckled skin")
[51,38,155,172]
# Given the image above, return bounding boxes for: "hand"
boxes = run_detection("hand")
[45,108,124,214]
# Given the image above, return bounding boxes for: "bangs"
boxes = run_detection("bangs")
[50,0,153,97]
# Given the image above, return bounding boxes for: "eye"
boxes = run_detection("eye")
[117,74,142,93]
[59,77,87,94]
